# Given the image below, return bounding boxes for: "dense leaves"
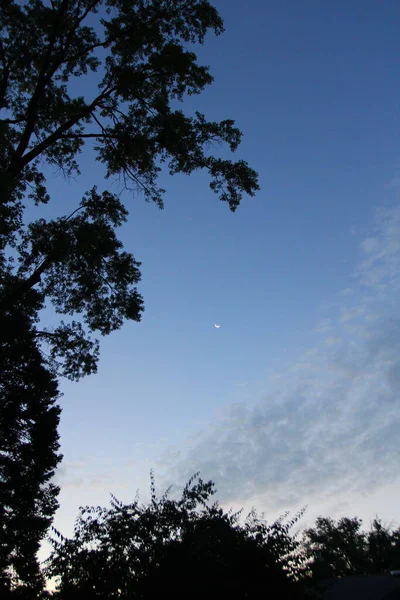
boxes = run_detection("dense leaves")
[0,300,61,597]
[47,473,307,600]
[0,0,259,378]
[303,516,400,581]
[0,1,259,594]
[13,186,143,379]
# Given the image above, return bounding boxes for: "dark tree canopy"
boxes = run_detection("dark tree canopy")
[46,473,306,600]
[0,0,260,379]
[0,2,259,594]
[302,516,400,582]
[0,298,62,598]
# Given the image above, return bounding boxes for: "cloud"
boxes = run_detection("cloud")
[361,237,380,255]
[356,206,400,292]
[339,304,366,323]
[313,318,332,333]
[324,337,341,346]
[158,206,400,515]
[53,459,90,489]
[54,458,117,491]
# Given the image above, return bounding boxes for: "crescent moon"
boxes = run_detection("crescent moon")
[214,324,221,328]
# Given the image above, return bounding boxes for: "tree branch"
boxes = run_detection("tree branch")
[0,255,52,315]
[34,330,61,340]
[123,164,154,198]
[16,85,116,171]
[91,111,155,199]
[75,0,101,27]
[23,256,53,291]
[100,272,117,296]
[91,111,107,131]
[64,31,123,66]
[0,117,27,125]
[8,0,102,173]
[7,0,73,171]
[0,39,10,109]
[62,204,85,222]
[61,132,118,139]
[0,39,7,69]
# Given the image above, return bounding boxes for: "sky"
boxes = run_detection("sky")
[33,0,400,545]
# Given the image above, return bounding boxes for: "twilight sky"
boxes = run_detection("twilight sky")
[37,0,400,539]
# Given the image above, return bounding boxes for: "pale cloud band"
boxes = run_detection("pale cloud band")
[158,206,400,514]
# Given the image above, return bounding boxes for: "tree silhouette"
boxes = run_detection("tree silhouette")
[368,518,400,573]
[0,0,259,379]
[0,296,61,597]
[302,515,400,583]
[0,1,259,589]
[47,473,307,599]
[302,516,368,580]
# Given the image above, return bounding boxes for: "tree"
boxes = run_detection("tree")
[0,1,259,589]
[367,518,400,574]
[302,516,369,581]
[46,473,306,599]
[0,0,260,380]
[302,515,400,582]
[0,292,62,598]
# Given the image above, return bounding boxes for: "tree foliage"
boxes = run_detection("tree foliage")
[0,299,62,598]
[0,1,259,592]
[46,473,306,599]
[302,515,400,582]
[0,0,260,378]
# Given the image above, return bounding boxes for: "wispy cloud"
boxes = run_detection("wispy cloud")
[356,206,400,293]
[339,288,355,297]
[313,318,332,333]
[158,206,400,515]
[54,458,115,490]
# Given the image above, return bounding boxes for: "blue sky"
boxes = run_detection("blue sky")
[35,0,400,539]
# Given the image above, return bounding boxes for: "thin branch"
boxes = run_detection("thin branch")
[0,206,83,310]
[48,154,74,180]
[64,31,123,66]
[91,111,151,197]
[61,132,118,139]
[16,85,116,170]
[8,0,101,172]
[33,127,72,179]
[124,164,154,198]
[0,118,27,125]
[76,254,118,297]
[7,0,72,168]
[91,111,107,132]
[75,0,101,28]
[0,39,10,109]
[100,272,117,296]
[62,204,85,222]
[0,256,51,313]
[0,39,8,72]
[92,109,155,199]
[112,107,127,119]
[34,330,61,340]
